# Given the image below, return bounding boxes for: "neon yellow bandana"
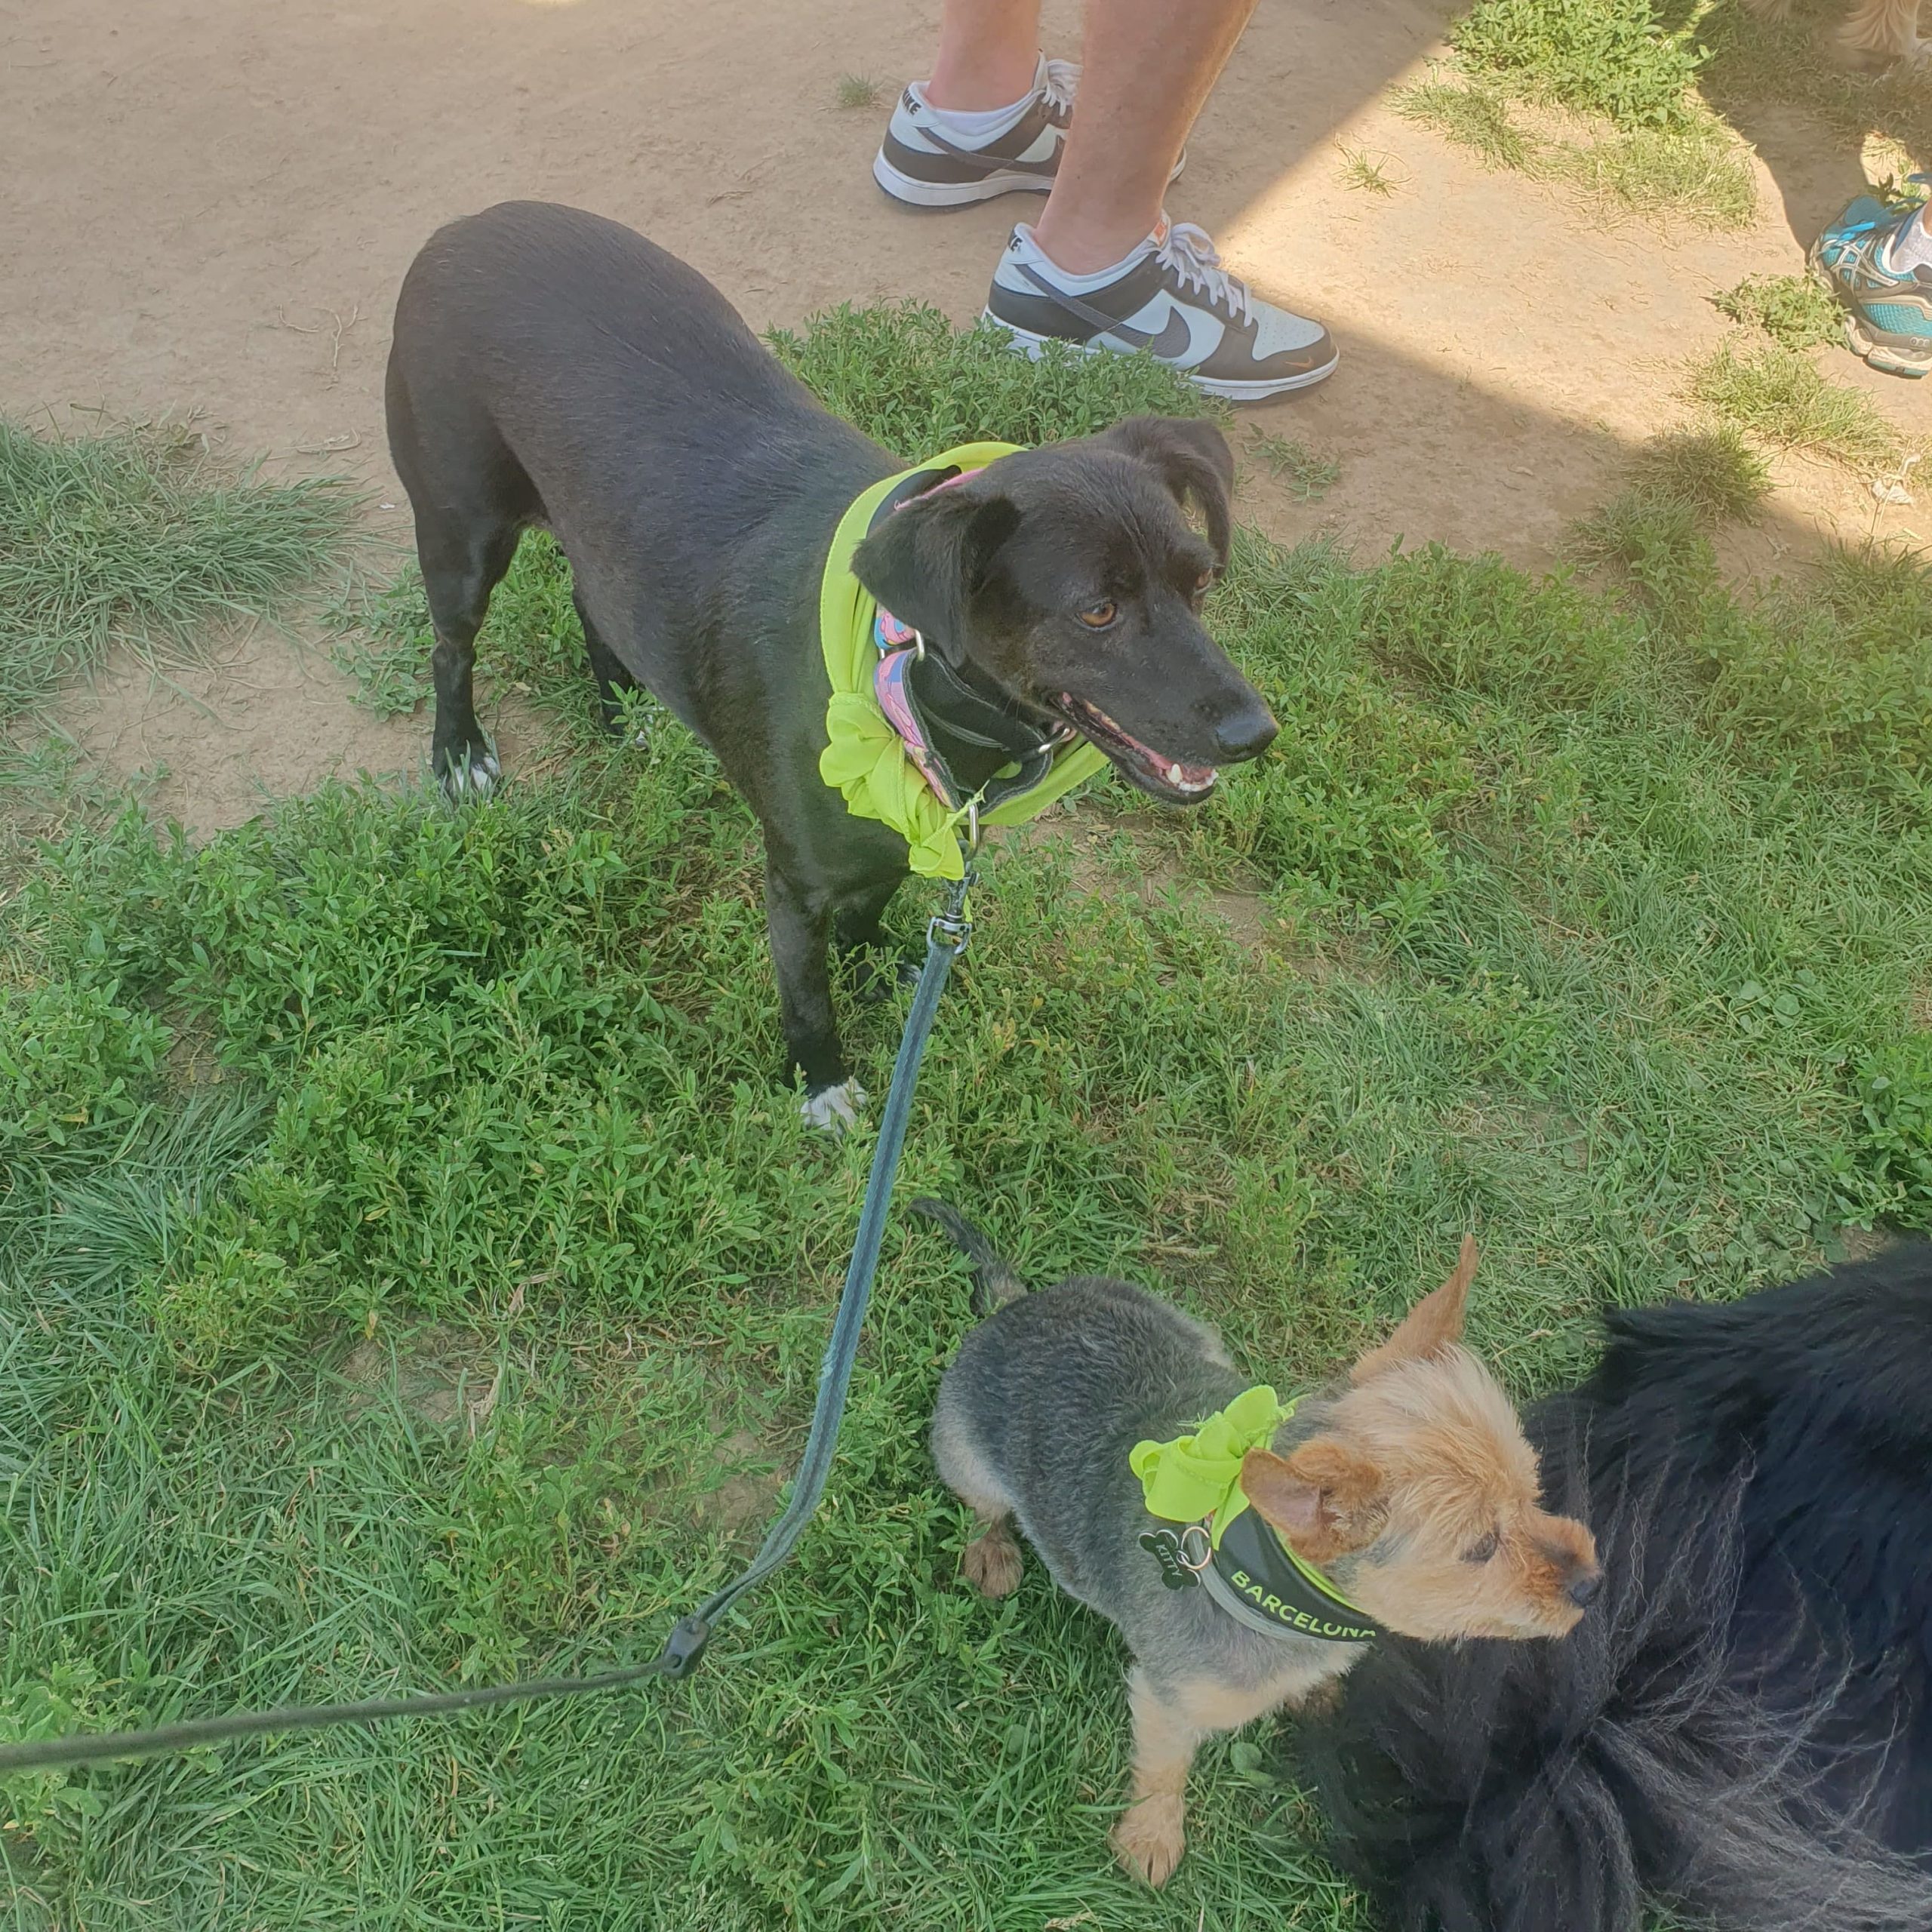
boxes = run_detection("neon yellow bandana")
[1130,1383,1297,1546]
[817,442,1111,881]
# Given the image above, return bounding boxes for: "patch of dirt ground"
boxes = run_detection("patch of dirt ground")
[6,0,1931,827]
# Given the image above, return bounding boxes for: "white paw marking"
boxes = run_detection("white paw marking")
[441,751,501,801]
[800,1079,867,1134]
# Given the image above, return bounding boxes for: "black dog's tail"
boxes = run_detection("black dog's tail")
[910,1200,1029,1316]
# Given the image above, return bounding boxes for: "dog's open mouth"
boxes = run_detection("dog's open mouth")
[1053,695,1217,804]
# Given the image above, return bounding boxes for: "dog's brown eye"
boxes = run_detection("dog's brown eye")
[1195,570,1214,592]
[1463,1530,1500,1564]
[1078,601,1118,629]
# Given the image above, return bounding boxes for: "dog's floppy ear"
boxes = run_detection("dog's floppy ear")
[1098,414,1235,571]
[1351,1235,1478,1383]
[1242,1441,1386,1564]
[848,485,1023,662]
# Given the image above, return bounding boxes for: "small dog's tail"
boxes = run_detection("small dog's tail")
[911,1199,1029,1315]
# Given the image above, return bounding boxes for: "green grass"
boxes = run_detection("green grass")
[835,74,884,110]
[1543,116,1756,228]
[1712,272,1844,352]
[1447,0,1712,129]
[5,302,1932,1929]
[1399,0,1758,229]
[1624,424,1771,523]
[1415,0,1932,229]
[1685,337,1909,469]
[1336,146,1401,196]
[767,300,1222,458]
[1392,71,1752,228]
[1569,423,1770,602]
[1393,77,1537,172]
[1568,425,1770,621]
[1249,432,1342,503]
[0,417,357,724]
[1568,484,1718,616]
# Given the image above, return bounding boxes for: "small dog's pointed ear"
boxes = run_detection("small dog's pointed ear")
[1352,1235,1478,1383]
[1097,415,1234,571]
[849,486,1022,662]
[1242,1441,1385,1562]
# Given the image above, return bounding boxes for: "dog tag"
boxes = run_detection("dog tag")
[1139,1527,1201,1591]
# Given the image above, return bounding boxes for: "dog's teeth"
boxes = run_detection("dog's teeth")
[1167,762,1184,785]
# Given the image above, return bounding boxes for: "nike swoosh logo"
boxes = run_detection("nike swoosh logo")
[1014,266,1200,359]
[1103,310,1193,358]
[920,128,1060,176]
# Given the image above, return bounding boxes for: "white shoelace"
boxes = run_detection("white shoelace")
[1156,221,1254,325]
[1040,57,1079,115]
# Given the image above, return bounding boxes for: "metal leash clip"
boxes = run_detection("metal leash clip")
[928,868,976,958]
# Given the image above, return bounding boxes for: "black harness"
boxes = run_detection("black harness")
[1202,1507,1383,1644]
[1140,1509,1383,1644]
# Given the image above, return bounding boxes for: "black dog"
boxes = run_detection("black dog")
[385,202,1277,1126]
[1295,1244,1932,1932]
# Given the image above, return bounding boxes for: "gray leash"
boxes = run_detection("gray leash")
[0,873,976,1777]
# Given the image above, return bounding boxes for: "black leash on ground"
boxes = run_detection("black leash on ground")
[0,873,977,1777]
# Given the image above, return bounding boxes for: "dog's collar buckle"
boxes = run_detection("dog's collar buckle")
[875,607,925,662]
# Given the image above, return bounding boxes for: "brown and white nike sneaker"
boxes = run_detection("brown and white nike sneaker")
[873,57,1181,208]
[984,217,1339,401]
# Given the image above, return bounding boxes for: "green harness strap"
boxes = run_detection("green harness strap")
[817,443,1109,881]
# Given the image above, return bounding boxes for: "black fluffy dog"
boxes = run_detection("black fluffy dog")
[1296,1244,1932,1932]
[386,202,1277,1127]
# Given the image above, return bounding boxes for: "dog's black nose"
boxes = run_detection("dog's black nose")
[1567,1568,1602,1608]
[1212,699,1278,761]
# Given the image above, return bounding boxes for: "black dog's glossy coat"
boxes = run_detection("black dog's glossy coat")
[1297,1245,1932,1932]
[385,201,1275,1106]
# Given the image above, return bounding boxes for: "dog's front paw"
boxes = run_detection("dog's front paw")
[1112,1794,1186,1887]
[437,746,501,801]
[961,1527,1023,1598]
[800,1079,866,1135]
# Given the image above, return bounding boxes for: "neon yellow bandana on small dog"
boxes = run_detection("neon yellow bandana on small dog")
[817,442,1109,881]
[1130,1383,1297,1546]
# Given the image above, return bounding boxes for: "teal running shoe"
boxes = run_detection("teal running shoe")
[1810,183,1932,378]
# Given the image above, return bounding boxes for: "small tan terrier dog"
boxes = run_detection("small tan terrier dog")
[918,1204,1600,1887]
